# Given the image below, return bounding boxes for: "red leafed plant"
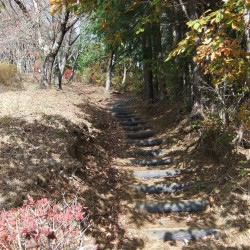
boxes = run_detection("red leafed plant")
[0,196,96,249]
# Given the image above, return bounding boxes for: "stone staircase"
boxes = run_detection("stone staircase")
[110,100,220,244]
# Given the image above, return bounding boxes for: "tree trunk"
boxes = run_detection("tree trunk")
[41,53,56,87]
[190,65,205,119]
[142,25,154,101]
[56,32,72,89]
[172,4,183,104]
[121,64,127,91]
[244,8,250,84]
[40,10,77,87]
[42,54,54,87]
[56,70,62,90]
[105,51,114,91]
[181,0,206,119]
[67,51,80,83]
[152,22,162,101]
[233,8,250,146]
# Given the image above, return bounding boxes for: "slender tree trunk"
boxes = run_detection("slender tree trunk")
[142,25,154,101]
[172,4,183,104]
[121,64,127,91]
[56,30,72,89]
[41,53,56,87]
[105,51,114,91]
[152,22,162,101]
[56,70,62,89]
[181,0,206,119]
[13,0,29,17]
[244,8,250,84]
[67,51,80,83]
[190,65,205,119]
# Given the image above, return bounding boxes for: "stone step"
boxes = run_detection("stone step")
[130,149,163,157]
[126,131,155,140]
[112,111,133,116]
[115,114,138,118]
[123,125,151,132]
[128,138,164,147]
[121,121,146,126]
[111,107,131,112]
[145,228,220,241]
[114,115,136,119]
[135,200,209,213]
[111,107,128,112]
[130,157,172,166]
[112,104,127,108]
[134,183,190,194]
[133,169,181,179]
[117,117,142,122]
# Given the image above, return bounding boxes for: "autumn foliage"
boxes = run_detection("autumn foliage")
[0,197,93,249]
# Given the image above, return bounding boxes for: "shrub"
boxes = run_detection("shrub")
[0,63,22,90]
[0,196,96,249]
[197,120,234,162]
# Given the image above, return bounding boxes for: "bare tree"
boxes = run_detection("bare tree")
[0,0,80,88]
[55,25,81,89]
[0,1,36,72]
[31,0,78,87]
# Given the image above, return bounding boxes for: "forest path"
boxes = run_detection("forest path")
[0,83,247,249]
[104,95,222,250]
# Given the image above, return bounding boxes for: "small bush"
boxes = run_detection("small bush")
[0,116,12,126]
[197,121,234,162]
[0,196,96,249]
[0,63,22,90]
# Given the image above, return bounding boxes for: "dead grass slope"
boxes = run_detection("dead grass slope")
[0,83,142,249]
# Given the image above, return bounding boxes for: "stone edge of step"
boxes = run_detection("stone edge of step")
[130,157,172,166]
[133,169,181,179]
[128,138,164,146]
[133,182,191,194]
[135,199,210,213]
[126,131,155,140]
[129,149,163,157]
[144,228,220,241]
[121,121,147,126]
[123,125,151,132]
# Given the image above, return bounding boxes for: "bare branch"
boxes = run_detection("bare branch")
[12,0,30,18]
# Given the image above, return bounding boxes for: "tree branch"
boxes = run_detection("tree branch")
[13,0,30,18]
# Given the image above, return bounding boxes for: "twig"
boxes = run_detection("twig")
[226,174,248,193]
[34,183,53,198]
[209,176,227,194]
[0,243,9,250]
[16,220,23,250]
[1,153,26,156]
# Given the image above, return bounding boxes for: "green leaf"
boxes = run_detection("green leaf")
[215,11,224,23]
[135,28,144,35]
[193,22,200,31]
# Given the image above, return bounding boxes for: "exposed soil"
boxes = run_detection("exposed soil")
[0,79,249,249]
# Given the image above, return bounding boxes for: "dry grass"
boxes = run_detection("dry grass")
[0,63,23,91]
[0,80,144,249]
